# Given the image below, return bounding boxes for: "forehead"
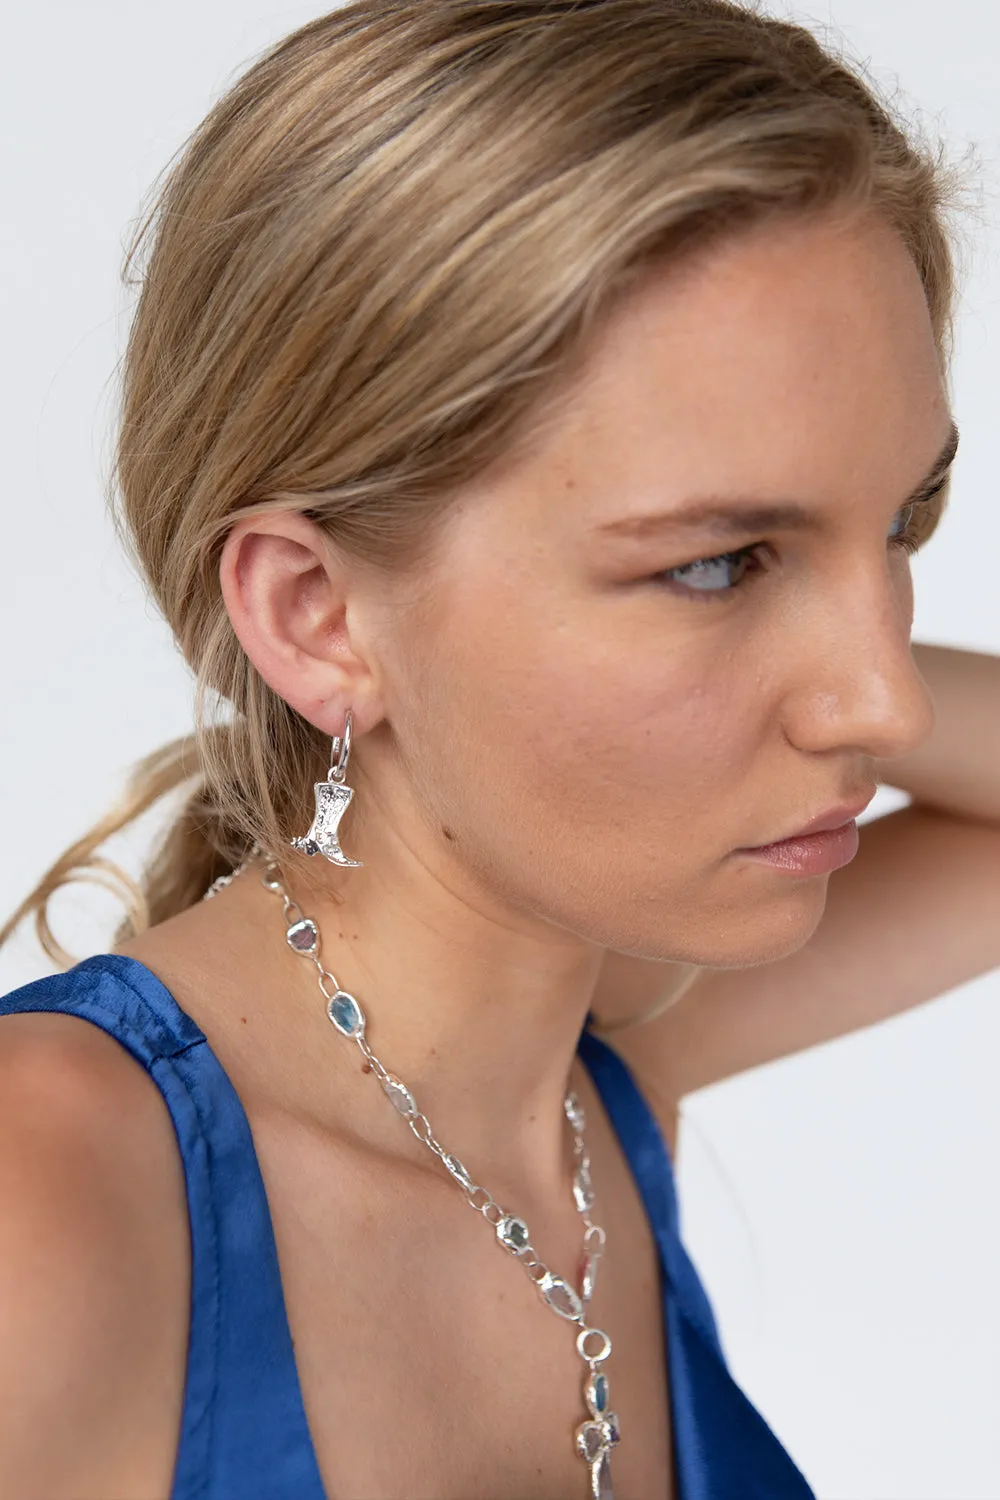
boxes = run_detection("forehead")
[504,207,949,522]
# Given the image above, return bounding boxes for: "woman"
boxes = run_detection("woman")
[2,2,998,1496]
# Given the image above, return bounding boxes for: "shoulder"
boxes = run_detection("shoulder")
[0,1009,190,1497]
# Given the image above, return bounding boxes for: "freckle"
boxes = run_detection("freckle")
[241,1017,247,1024]
[361,1060,372,1073]
[442,825,455,841]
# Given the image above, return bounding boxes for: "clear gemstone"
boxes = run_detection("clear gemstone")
[327,989,365,1035]
[602,1411,620,1447]
[564,1091,585,1132]
[382,1076,416,1117]
[540,1272,583,1321]
[443,1154,473,1190]
[596,1450,614,1499]
[286,918,319,952]
[585,1370,609,1416]
[575,1420,606,1464]
[573,1161,595,1213]
[497,1214,530,1251]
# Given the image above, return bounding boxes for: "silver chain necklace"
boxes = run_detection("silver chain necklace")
[203,844,621,1497]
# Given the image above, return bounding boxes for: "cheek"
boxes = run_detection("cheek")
[512,637,764,843]
[400,590,769,934]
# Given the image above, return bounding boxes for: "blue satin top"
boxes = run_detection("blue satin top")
[1,952,816,1498]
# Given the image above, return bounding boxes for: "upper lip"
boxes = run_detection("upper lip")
[749,789,878,846]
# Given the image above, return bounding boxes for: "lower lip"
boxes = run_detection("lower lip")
[734,819,860,874]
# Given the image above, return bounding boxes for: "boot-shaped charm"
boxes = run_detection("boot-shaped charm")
[289,711,363,868]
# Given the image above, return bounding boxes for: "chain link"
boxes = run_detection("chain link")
[257,851,609,1316]
[203,844,618,1495]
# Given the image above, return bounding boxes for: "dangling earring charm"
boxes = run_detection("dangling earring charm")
[289,709,364,868]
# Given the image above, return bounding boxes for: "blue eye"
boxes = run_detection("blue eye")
[653,491,943,601]
[656,545,764,595]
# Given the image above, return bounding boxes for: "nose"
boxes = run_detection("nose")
[780,560,936,762]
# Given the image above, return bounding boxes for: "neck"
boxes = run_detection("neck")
[220,835,607,1198]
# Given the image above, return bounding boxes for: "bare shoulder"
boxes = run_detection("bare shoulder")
[0,1010,191,1499]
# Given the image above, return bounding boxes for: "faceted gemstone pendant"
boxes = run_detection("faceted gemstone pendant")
[585,1369,609,1417]
[496,1214,530,1252]
[577,1419,615,1499]
[603,1411,621,1447]
[286,918,318,953]
[327,989,365,1036]
[575,1420,607,1464]
[382,1075,417,1117]
[540,1271,583,1321]
[593,1451,614,1499]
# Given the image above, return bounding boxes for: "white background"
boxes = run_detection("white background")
[2,4,998,1495]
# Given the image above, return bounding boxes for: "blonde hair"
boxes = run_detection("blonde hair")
[3,0,974,969]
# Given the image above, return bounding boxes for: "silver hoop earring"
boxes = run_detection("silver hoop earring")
[289,709,364,868]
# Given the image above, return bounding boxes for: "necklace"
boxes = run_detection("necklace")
[203,845,621,1498]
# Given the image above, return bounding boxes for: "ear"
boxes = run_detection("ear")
[218,509,382,739]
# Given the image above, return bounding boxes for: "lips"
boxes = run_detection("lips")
[746,789,877,848]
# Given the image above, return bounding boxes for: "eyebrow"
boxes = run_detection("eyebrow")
[596,420,960,542]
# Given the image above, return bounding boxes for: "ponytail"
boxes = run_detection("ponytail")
[0,727,246,970]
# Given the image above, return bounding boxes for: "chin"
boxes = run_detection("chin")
[702,891,828,970]
[599,879,827,968]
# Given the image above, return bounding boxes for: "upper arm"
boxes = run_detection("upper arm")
[0,1011,191,1499]
[612,803,1000,1104]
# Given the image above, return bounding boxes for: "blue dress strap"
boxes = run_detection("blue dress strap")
[577,1026,816,1500]
[0,952,326,1500]
[1,954,816,1498]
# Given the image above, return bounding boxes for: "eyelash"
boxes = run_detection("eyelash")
[653,481,949,601]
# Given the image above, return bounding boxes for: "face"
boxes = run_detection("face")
[359,207,954,967]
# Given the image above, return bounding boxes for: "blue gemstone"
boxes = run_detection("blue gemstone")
[327,990,364,1035]
[593,1373,608,1413]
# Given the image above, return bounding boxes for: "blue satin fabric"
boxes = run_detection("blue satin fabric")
[2,952,816,1498]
